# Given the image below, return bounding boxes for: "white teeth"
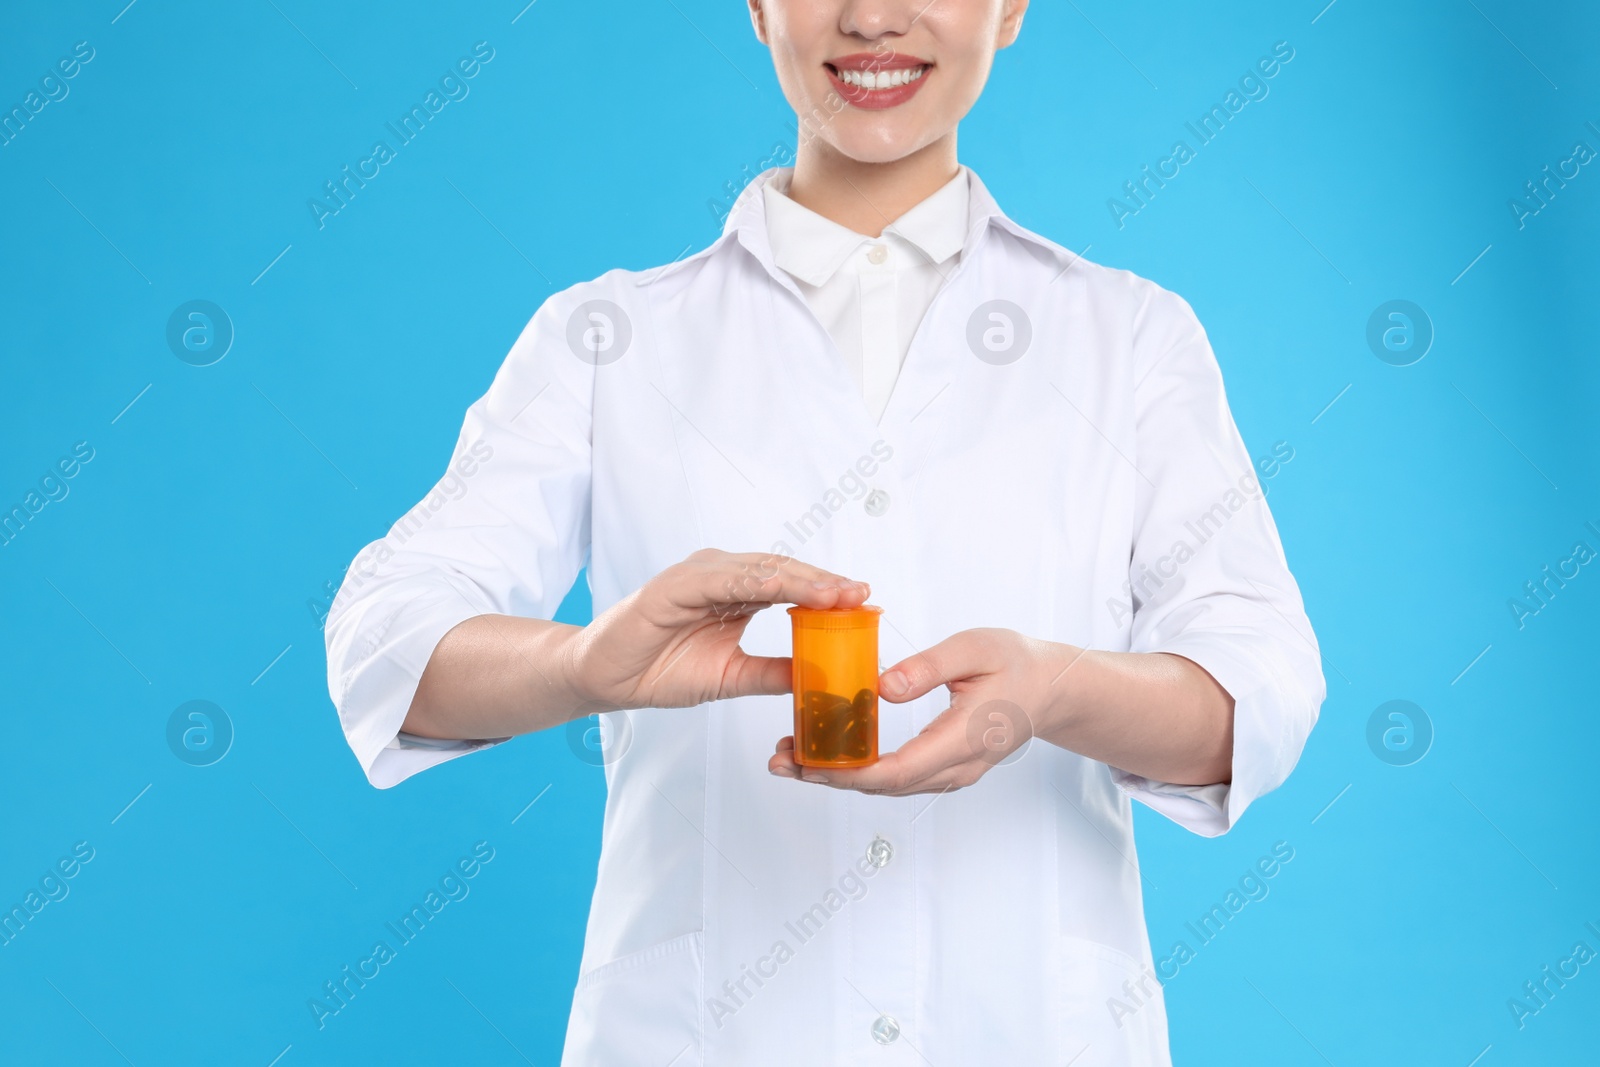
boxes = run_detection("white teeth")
[837,65,926,90]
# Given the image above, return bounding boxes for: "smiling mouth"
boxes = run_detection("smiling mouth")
[825,63,930,90]
[824,55,933,109]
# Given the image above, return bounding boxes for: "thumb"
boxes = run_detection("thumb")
[879,632,989,703]
[720,653,793,699]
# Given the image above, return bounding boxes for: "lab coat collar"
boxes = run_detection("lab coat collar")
[710,164,1017,294]
[729,164,1011,271]
[759,167,969,287]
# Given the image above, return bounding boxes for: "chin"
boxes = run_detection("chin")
[825,125,937,166]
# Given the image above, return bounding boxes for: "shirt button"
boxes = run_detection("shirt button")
[864,489,890,517]
[866,835,893,868]
[866,244,888,265]
[871,1014,900,1044]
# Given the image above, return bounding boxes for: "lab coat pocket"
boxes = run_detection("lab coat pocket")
[562,930,705,1067]
[1058,935,1171,1067]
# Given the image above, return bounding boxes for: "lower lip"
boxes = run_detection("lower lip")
[825,66,930,111]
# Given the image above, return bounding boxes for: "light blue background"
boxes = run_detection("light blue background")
[2,0,1596,1063]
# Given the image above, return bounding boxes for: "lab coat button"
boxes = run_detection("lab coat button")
[866,835,892,868]
[864,489,890,517]
[871,1014,900,1044]
[867,244,888,265]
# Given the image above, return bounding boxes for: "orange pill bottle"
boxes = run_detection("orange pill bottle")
[787,605,882,768]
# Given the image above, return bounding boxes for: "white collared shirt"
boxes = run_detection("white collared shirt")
[763,168,967,422]
[325,166,1324,1066]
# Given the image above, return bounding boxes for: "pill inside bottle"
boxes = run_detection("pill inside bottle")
[787,605,882,768]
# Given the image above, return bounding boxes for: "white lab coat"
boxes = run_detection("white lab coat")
[325,167,1325,1066]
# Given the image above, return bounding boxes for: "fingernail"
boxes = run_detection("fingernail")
[802,774,830,784]
[770,766,796,778]
[881,671,907,697]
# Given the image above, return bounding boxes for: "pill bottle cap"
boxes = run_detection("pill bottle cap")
[787,604,883,631]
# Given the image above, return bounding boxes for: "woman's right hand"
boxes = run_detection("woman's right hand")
[563,548,870,714]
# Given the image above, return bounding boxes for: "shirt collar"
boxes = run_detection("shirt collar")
[758,166,973,287]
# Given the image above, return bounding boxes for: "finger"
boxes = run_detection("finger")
[879,631,993,703]
[800,751,985,796]
[689,550,854,594]
[880,763,990,796]
[719,552,870,610]
[768,735,800,779]
[833,763,982,796]
[796,711,976,793]
[676,552,871,616]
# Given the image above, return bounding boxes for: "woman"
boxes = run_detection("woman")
[325,1,1324,1062]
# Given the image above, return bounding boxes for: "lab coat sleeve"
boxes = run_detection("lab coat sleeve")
[324,288,595,789]
[1109,283,1325,836]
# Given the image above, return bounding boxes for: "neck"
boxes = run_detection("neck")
[785,133,959,238]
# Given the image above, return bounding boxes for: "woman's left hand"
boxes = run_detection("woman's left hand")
[768,627,1078,796]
